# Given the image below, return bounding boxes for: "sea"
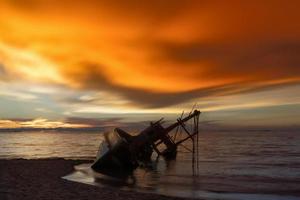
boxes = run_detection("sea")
[1,130,300,200]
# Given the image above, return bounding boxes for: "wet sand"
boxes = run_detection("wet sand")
[1,159,300,200]
[0,159,196,200]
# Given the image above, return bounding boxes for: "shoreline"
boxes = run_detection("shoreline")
[1,159,300,200]
[0,158,195,200]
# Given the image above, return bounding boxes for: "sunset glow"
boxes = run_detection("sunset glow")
[1,0,300,128]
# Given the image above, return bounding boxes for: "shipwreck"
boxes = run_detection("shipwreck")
[91,109,201,175]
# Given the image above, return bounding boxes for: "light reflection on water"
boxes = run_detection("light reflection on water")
[1,130,300,199]
[0,131,103,159]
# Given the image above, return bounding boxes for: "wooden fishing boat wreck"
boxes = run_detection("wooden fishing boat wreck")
[91,109,201,175]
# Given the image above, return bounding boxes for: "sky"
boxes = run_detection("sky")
[0,0,300,129]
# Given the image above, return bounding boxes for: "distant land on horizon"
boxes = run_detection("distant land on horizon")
[1,124,299,133]
[0,127,105,132]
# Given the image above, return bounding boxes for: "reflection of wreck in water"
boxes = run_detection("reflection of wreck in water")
[91,109,201,176]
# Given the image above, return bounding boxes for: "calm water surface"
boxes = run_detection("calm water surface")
[1,130,300,200]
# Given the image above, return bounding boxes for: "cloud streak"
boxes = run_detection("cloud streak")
[0,118,90,128]
[59,62,300,108]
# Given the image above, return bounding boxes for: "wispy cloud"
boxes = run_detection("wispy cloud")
[0,88,37,100]
[0,118,91,128]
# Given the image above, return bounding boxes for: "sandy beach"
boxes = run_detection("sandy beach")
[0,159,196,200]
[1,158,300,200]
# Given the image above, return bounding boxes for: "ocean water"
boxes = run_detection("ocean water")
[1,130,300,199]
[0,131,103,159]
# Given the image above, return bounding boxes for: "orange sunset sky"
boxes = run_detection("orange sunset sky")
[0,0,300,128]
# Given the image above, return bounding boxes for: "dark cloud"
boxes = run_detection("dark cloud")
[64,117,153,129]
[62,63,231,107]
[157,41,300,80]
[64,117,123,127]
[62,62,300,108]
[6,118,34,122]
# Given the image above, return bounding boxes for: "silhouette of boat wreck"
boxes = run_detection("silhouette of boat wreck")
[91,109,201,176]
